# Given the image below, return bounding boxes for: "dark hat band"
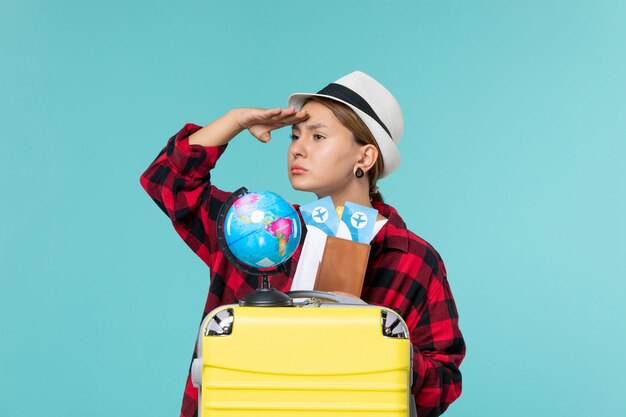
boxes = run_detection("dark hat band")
[316,83,392,139]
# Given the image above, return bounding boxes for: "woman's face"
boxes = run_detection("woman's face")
[288,100,361,197]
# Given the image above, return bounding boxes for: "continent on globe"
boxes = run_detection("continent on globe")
[233,193,261,223]
[265,217,294,257]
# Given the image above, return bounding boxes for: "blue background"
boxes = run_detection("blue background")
[1,1,624,416]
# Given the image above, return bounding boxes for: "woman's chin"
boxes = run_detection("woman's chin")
[289,178,317,193]
[290,183,312,192]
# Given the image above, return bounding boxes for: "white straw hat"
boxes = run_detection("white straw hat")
[288,70,403,178]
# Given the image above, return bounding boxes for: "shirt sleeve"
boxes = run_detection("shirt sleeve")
[139,123,231,266]
[408,253,465,417]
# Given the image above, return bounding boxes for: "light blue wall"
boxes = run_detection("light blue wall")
[1,1,624,416]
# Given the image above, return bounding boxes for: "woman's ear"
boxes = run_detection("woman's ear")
[357,144,379,173]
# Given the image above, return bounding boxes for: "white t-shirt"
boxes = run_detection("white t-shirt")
[290,219,388,291]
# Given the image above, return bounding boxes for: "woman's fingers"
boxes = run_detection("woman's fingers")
[247,107,310,143]
[261,108,284,119]
[257,131,271,143]
[268,109,309,126]
[283,109,309,124]
[265,107,306,121]
[237,107,282,128]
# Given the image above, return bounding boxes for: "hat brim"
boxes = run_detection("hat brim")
[288,93,399,178]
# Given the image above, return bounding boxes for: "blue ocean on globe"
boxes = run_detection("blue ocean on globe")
[223,191,301,269]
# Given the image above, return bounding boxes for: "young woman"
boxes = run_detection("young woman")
[140,71,465,417]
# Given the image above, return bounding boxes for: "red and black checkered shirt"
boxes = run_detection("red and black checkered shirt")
[140,124,465,417]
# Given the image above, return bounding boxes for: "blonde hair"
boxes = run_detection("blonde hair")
[304,96,385,202]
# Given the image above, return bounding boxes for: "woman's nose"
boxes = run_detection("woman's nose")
[290,141,306,159]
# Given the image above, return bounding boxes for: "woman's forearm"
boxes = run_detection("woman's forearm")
[188,109,243,147]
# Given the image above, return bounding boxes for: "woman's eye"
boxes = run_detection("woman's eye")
[290,134,299,141]
[313,134,325,140]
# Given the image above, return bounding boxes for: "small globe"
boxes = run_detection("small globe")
[222,191,301,269]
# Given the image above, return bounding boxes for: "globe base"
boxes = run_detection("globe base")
[239,287,294,307]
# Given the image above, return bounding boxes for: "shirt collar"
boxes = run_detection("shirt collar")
[370,201,410,253]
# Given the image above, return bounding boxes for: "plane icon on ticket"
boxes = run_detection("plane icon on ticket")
[313,207,329,223]
[300,196,340,236]
[350,212,368,229]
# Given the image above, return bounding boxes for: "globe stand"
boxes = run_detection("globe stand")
[239,275,294,307]
[217,187,297,308]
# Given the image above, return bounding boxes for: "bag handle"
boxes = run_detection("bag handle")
[284,290,368,305]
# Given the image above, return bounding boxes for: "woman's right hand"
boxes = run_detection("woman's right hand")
[189,107,309,148]
[233,107,309,143]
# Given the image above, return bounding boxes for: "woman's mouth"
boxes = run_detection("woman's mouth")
[290,165,307,174]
